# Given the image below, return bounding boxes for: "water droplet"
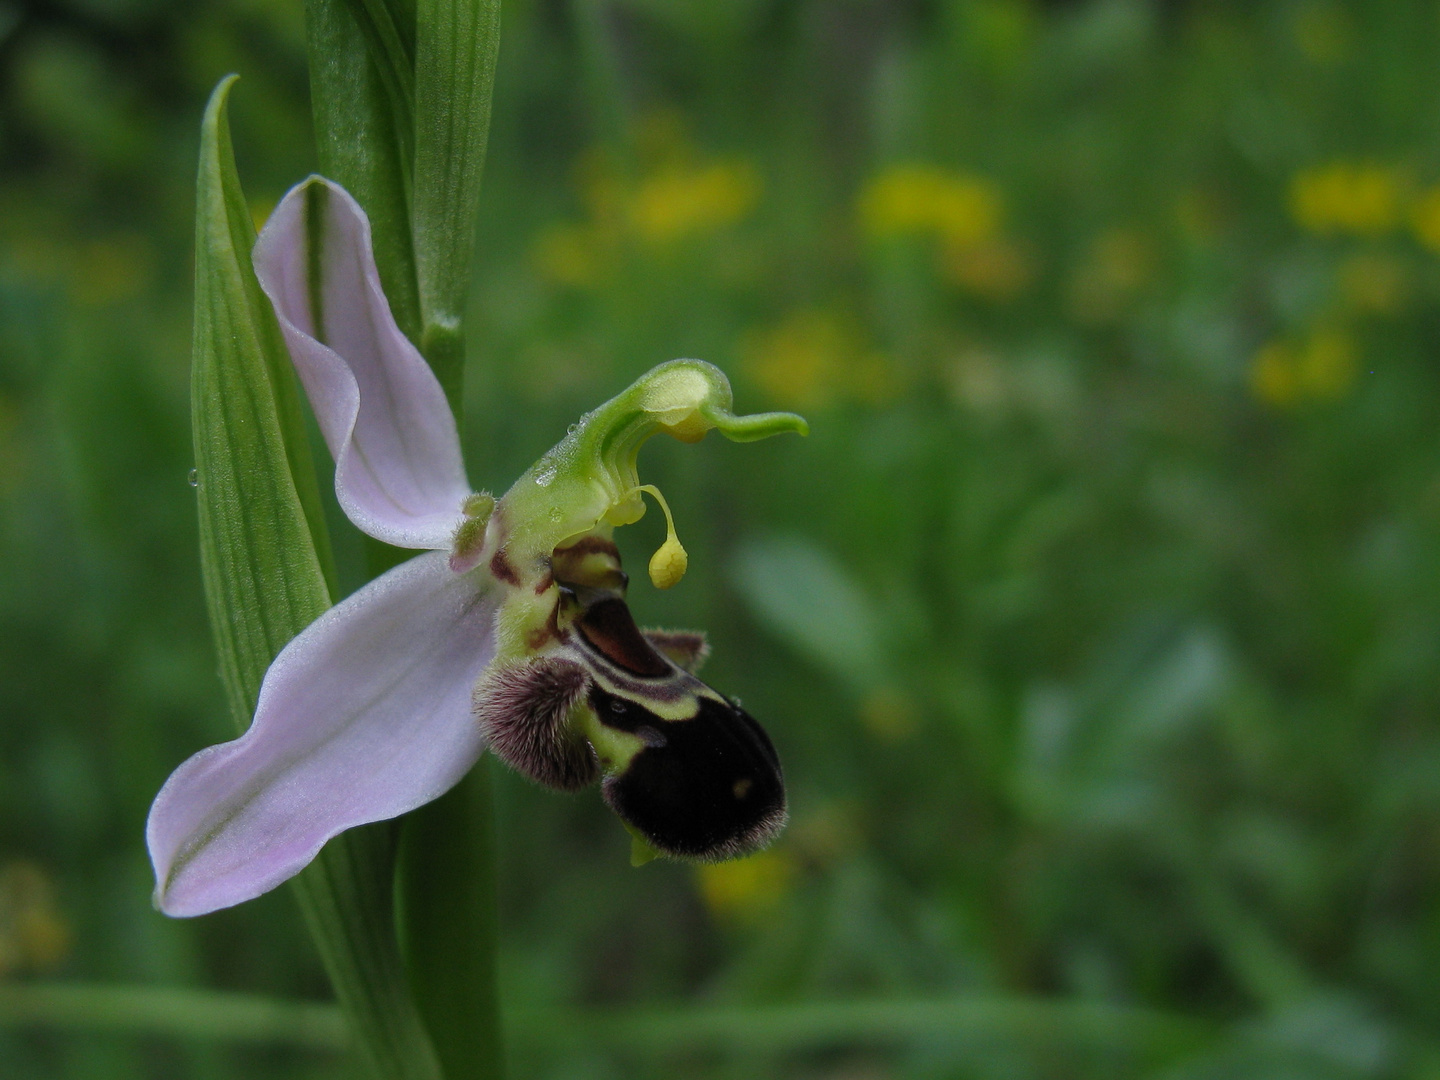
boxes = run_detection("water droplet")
[187,469,199,488]
[567,423,578,436]
[548,507,562,523]
[534,462,557,487]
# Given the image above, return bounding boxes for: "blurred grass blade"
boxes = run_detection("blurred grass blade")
[191,75,440,1080]
[412,0,500,410]
[306,0,422,344]
[0,983,1210,1067]
[0,983,346,1050]
[731,536,885,690]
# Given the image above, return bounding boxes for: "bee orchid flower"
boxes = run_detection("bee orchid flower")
[147,177,806,917]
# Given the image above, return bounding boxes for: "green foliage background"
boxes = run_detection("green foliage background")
[4,0,1440,1076]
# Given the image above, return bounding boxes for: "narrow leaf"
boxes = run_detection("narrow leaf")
[192,74,335,721]
[412,0,501,411]
[191,76,440,1080]
[306,0,422,344]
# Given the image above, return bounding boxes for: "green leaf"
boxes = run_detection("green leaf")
[192,74,335,720]
[412,0,501,412]
[191,75,441,1080]
[305,0,422,345]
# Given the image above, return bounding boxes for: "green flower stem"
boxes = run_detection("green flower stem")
[303,2,506,1077]
[304,1,505,1073]
[398,761,504,1079]
[401,3,505,1075]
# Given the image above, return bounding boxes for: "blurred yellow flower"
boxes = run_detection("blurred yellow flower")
[1290,163,1405,236]
[1336,253,1409,315]
[532,117,763,287]
[696,848,798,922]
[0,861,70,977]
[1066,228,1154,324]
[741,309,898,409]
[532,223,604,288]
[859,163,1003,246]
[1250,327,1358,407]
[942,237,1035,302]
[1409,184,1440,251]
[629,160,760,244]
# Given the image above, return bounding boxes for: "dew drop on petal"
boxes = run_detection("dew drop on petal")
[535,462,558,487]
[187,469,199,488]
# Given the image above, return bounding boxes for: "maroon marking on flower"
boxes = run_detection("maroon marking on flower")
[489,547,520,587]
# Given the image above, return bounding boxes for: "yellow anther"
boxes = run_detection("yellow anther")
[633,484,688,589]
[649,537,688,590]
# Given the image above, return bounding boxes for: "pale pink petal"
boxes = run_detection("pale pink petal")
[254,178,469,549]
[148,552,495,917]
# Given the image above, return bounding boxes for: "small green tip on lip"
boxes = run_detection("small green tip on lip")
[707,408,810,443]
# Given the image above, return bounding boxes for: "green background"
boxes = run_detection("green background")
[4,0,1440,1076]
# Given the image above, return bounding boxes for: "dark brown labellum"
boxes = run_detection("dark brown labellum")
[594,684,787,861]
[478,536,787,860]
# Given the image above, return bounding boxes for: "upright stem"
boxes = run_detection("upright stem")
[397,764,504,1078]
[305,0,505,1072]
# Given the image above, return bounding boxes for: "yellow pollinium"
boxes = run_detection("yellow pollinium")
[632,484,688,590]
[649,535,688,590]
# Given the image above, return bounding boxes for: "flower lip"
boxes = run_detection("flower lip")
[477,522,789,863]
[597,685,787,862]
